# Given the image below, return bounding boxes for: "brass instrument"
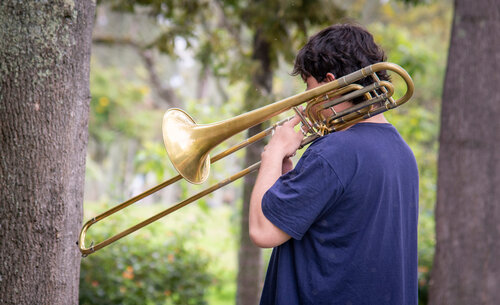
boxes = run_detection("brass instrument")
[78,62,414,256]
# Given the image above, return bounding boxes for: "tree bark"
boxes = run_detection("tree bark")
[236,30,273,305]
[0,1,94,304]
[429,0,500,304]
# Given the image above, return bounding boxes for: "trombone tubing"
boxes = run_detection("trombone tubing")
[78,117,291,256]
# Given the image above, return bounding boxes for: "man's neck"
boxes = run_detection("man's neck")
[360,113,389,124]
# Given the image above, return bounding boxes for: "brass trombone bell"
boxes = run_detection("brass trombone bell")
[78,62,414,256]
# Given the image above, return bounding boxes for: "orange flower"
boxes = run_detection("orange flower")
[418,266,429,273]
[122,266,134,280]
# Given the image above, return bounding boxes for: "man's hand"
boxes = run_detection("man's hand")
[262,115,304,163]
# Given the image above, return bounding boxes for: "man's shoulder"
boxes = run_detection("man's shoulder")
[306,127,365,157]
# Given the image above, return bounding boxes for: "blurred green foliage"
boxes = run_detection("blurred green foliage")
[79,205,213,305]
[135,141,172,182]
[98,0,346,94]
[80,202,239,305]
[416,212,435,305]
[89,63,162,158]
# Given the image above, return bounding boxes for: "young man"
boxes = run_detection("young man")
[249,24,419,305]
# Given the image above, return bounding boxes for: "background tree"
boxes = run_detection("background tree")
[0,1,95,304]
[429,0,500,304]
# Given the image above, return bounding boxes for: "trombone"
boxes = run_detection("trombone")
[78,62,414,256]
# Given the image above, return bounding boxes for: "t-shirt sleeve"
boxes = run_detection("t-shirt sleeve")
[262,150,344,240]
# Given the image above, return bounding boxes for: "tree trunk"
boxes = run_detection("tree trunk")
[0,1,94,304]
[236,30,273,305]
[429,0,500,304]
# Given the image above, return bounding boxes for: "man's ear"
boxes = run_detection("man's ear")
[325,72,335,82]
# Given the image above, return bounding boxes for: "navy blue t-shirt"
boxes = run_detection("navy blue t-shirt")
[260,123,419,305]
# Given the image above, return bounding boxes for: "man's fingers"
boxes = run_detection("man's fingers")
[285,114,302,127]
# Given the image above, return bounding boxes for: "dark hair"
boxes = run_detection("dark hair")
[292,24,389,103]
